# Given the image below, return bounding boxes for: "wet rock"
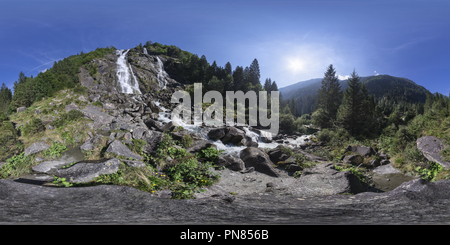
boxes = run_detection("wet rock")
[207,127,227,141]
[239,147,280,177]
[221,127,246,146]
[24,141,50,156]
[417,136,450,169]
[106,140,142,160]
[289,163,364,196]
[32,160,67,174]
[54,158,121,183]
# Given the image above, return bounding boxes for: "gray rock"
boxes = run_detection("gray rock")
[221,127,246,146]
[160,121,179,132]
[239,147,280,177]
[194,185,235,202]
[54,158,121,183]
[214,155,245,171]
[142,130,163,154]
[373,163,401,174]
[17,107,27,113]
[122,160,147,168]
[132,127,150,140]
[289,163,364,196]
[287,164,303,172]
[207,127,227,141]
[186,140,217,153]
[417,136,450,169]
[343,154,364,166]
[89,94,101,102]
[24,141,50,156]
[81,105,114,125]
[46,125,54,130]
[32,160,67,173]
[103,103,116,110]
[106,140,143,160]
[345,145,375,157]
[64,102,79,112]
[144,118,164,132]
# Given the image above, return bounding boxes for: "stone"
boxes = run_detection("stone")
[214,155,245,171]
[161,121,179,132]
[24,141,50,156]
[103,103,116,110]
[32,160,67,173]
[122,160,147,168]
[186,140,217,153]
[132,127,149,140]
[267,145,289,164]
[106,140,142,160]
[46,125,54,130]
[81,105,114,125]
[142,130,164,154]
[239,147,280,177]
[287,164,303,172]
[417,136,450,169]
[144,118,164,132]
[89,94,101,102]
[345,145,375,157]
[64,102,79,112]
[343,154,364,166]
[193,185,235,202]
[17,107,27,113]
[369,159,380,168]
[208,127,227,141]
[54,158,121,183]
[221,127,246,146]
[289,163,365,196]
[373,163,402,174]
[259,130,273,143]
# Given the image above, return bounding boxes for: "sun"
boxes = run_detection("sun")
[286,57,305,73]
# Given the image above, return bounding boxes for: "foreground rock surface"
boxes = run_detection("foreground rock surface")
[2,178,450,224]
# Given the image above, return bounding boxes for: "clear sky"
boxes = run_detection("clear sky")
[1,0,449,95]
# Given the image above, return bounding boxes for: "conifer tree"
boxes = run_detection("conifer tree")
[336,69,371,136]
[314,64,343,128]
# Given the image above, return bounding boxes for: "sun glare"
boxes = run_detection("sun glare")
[286,57,305,73]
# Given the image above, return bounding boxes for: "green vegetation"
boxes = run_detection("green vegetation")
[43,142,67,159]
[0,153,32,178]
[51,109,85,128]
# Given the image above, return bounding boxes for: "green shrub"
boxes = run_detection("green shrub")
[0,153,32,178]
[92,101,103,108]
[22,118,45,137]
[43,142,67,159]
[51,109,84,128]
[195,147,223,162]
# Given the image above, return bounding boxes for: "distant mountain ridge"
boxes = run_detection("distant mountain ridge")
[280,75,429,104]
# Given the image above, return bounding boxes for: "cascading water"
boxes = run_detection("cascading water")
[153,100,310,157]
[143,47,148,55]
[156,56,168,90]
[116,49,142,94]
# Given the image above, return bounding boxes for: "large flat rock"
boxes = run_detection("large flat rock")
[417,136,450,169]
[81,105,114,125]
[54,158,121,183]
[24,141,50,156]
[2,177,450,224]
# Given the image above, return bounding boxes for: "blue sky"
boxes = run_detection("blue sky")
[1,0,450,95]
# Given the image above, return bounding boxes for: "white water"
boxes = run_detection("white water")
[116,49,142,94]
[143,47,148,55]
[156,56,168,90]
[153,100,310,157]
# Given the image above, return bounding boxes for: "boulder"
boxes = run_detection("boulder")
[103,103,116,110]
[142,130,164,154]
[24,141,50,156]
[54,158,121,183]
[132,127,150,140]
[64,102,79,112]
[345,145,375,157]
[17,107,27,113]
[214,155,245,171]
[289,163,365,196]
[343,154,364,166]
[81,105,114,125]
[32,160,67,174]
[239,147,280,177]
[267,145,290,164]
[144,118,164,132]
[106,140,142,160]
[221,127,246,146]
[259,130,273,143]
[207,127,227,141]
[417,136,450,169]
[186,140,217,153]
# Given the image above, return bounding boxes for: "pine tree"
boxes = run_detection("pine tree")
[270,80,278,92]
[336,69,371,136]
[248,58,261,86]
[264,78,272,92]
[0,83,12,114]
[224,62,232,76]
[314,64,343,128]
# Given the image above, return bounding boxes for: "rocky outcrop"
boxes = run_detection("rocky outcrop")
[214,155,245,171]
[54,158,121,183]
[288,163,365,196]
[24,141,50,156]
[81,105,114,128]
[16,107,27,113]
[186,140,217,154]
[345,145,375,157]
[32,160,67,174]
[239,147,280,177]
[106,140,143,160]
[417,136,450,169]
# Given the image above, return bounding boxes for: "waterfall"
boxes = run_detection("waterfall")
[115,49,142,94]
[156,56,168,90]
[143,47,148,55]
